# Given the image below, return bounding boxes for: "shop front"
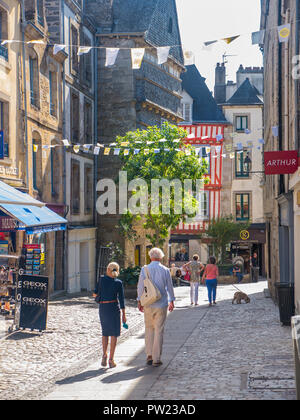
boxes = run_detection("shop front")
[230,223,266,278]
[0,181,67,335]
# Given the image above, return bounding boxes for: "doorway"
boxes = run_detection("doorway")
[80,242,89,291]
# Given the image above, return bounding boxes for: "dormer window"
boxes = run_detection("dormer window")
[182,103,192,122]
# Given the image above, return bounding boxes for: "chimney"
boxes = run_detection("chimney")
[214,62,226,104]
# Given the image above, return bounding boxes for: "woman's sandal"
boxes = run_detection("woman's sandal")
[101,355,108,367]
[109,359,117,368]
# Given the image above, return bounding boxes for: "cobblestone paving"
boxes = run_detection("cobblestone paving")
[145,283,296,400]
[0,293,144,400]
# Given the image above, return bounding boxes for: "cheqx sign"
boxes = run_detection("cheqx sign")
[264,150,299,175]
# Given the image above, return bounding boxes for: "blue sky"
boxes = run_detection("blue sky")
[176,0,263,91]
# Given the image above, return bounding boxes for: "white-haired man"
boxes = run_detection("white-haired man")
[137,247,175,367]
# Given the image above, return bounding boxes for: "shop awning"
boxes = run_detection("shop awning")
[0,181,67,234]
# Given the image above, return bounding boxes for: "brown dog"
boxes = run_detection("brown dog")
[232,291,250,304]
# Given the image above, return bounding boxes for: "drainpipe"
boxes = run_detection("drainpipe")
[283,7,290,193]
[61,0,69,293]
[20,0,29,192]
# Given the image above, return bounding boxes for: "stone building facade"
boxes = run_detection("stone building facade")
[45,0,97,293]
[261,0,300,312]
[218,65,266,277]
[87,0,185,267]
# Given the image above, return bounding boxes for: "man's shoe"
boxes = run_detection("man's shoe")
[152,361,163,367]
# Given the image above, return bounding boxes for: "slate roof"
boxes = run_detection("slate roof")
[226,78,263,105]
[181,65,228,123]
[111,0,159,33]
[111,0,184,64]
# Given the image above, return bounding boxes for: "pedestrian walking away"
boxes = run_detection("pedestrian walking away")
[93,262,126,369]
[202,256,219,307]
[183,254,204,306]
[250,252,259,283]
[137,248,175,367]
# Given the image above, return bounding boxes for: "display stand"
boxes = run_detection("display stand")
[0,255,20,334]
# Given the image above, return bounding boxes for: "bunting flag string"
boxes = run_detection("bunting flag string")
[1,17,297,70]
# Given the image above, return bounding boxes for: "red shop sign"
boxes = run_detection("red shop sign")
[264,150,299,175]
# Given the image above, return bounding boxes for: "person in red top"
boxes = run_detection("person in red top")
[202,256,219,307]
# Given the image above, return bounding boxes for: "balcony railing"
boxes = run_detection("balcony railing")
[0,45,8,61]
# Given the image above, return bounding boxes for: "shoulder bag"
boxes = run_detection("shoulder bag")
[140,265,162,307]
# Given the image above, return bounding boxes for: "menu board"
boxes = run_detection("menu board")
[18,274,48,331]
[22,244,43,276]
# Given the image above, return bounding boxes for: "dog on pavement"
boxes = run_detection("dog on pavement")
[232,291,250,305]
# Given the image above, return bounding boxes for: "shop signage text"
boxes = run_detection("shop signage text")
[0,217,19,231]
[264,150,299,175]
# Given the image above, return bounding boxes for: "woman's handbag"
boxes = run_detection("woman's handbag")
[184,271,191,282]
[140,266,162,307]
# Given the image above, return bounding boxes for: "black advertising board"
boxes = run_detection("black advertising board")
[18,275,48,331]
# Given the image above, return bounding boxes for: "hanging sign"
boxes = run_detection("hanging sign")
[264,150,299,175]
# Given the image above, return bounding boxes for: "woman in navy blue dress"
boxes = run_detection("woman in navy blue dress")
[93,262,126,368]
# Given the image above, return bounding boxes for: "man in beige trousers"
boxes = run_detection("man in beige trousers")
[137,248,175,367]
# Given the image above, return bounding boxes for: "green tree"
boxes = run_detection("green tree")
[204,216,250,263]
[115,122,209,248]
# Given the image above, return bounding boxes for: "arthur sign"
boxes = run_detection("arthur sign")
[264,150,299,175]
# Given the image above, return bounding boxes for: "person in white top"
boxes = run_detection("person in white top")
[137,248,175,367]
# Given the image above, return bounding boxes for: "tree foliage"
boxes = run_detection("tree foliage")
[115,123,209,247]
[204,216,251,263]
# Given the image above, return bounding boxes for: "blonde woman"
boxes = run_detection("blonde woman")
[93,262,126,368]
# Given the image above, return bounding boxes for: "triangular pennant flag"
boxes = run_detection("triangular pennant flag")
[73,145,80,153]
[93,146,100,155]
[78,46,92,56]
[105,48,119,67]
[222,35,240,44]
[62,139,70,146]
[205,147,211,153]
[27,39,45,44]
[225,145,232,152]
[120,142,129,147]
[258,139,265,144]
[114,148,120,155]
[53,44,66,55]
[252,30,265,45]
[33,145,38,152]
[216,134,223,141]
[134,149,140,155]
[230,153,235,159]
[157,46,170,65]
[216,146,221,154]
[201,136,209,140]
[131,48,145,69]
[124,149,129,156]
[222,154,226,158]
[236,143,243,150]
[154,149,160,154]
[278,24,291,43]
[159,138,167,143]
[272,126,279,137]
[144,149,150,155]
[202,40,218,51]
[244,129,251,134]
[183,50,194,65]
[185,149,191,156]
[104,148,111,155]
[187,133,195,139]
[83,144,91,152]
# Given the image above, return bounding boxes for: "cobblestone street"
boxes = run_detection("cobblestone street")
[0,293,144,400]
[0,281,297,400]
